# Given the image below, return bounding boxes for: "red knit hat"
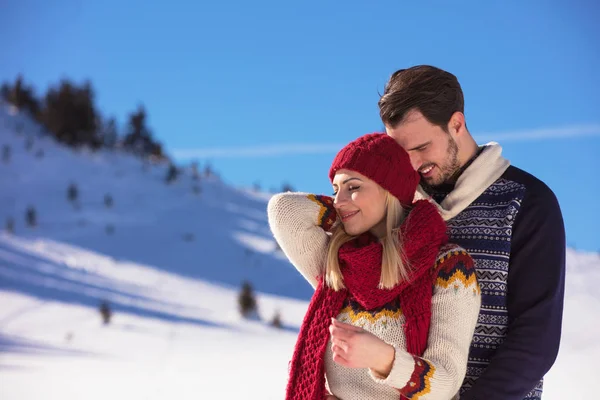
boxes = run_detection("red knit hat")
[329,132,420,206]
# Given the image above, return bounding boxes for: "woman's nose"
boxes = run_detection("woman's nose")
[333,190,350,208]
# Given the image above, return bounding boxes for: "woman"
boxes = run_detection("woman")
[267,133,481,400]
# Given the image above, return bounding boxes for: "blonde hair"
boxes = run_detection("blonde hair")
[325,191,410,291]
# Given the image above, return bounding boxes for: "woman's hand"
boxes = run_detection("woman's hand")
[329,318,395,377]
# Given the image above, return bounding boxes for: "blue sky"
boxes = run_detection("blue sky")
[1,0,599,251]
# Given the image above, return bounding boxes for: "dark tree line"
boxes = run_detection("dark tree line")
[1,75,166,160]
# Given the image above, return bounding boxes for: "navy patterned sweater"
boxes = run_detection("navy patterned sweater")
[429,165,566,400]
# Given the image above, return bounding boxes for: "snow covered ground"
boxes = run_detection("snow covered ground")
[0,105,597,399]
[0,244,304,400]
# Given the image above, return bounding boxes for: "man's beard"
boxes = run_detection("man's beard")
[421,137,460,191]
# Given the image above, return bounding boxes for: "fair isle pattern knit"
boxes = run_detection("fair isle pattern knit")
[328,242,480,400]
[432,178,543,400]
[267,192,481,400]
[307,194,337,232]
[287,199,447,400]
[399,356,435,399]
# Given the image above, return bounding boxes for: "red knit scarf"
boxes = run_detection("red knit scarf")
[285,200,448,400]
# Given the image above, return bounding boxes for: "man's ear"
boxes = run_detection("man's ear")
[448,111,466,137]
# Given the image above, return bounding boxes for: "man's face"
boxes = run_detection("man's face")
[385,110,460,188]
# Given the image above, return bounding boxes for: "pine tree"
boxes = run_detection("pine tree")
[67,183,78,203]
[270,310,283,329]
[281,182,294,192]
[15,122,24,135]
[1,75,41,120]
[99,301,112,325]
[165,164,178,183]
[2,145,10,163]
[0,83,8,103]
[238,281,258,318]
[149,141,164,160]
[204,163,213,178]
[26,207,36,227]
[104,194,113,208]
[123,106,158,157]
[5,217,14,234]
[191,161,200,181]
[106,224,115,235]
[102,117,118,149]
[42,80,100,147]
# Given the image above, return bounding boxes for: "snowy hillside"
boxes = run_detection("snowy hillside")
[0,104,313,302]
[1,104,598,399]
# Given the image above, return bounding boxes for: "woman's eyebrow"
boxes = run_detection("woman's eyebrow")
[343,177,362,184]
[333,177,362,187]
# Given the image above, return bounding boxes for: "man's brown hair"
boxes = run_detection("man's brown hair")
[378,65,464,132]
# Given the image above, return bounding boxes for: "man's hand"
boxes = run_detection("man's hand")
[329,318,395,377]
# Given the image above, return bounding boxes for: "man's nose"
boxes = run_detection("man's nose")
[409,153,422,171]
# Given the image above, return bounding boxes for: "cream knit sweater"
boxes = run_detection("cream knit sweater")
[268,192,481,400]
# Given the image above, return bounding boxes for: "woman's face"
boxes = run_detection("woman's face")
[332,169,387,237]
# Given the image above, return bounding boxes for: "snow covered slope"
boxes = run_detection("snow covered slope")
[0,104,313,302]
[0,105,597,399]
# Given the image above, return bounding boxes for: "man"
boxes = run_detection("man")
[378,65,566,400]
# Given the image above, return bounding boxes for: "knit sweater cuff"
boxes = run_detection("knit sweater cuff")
[368,345,415,389]
[306,194,337,232]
